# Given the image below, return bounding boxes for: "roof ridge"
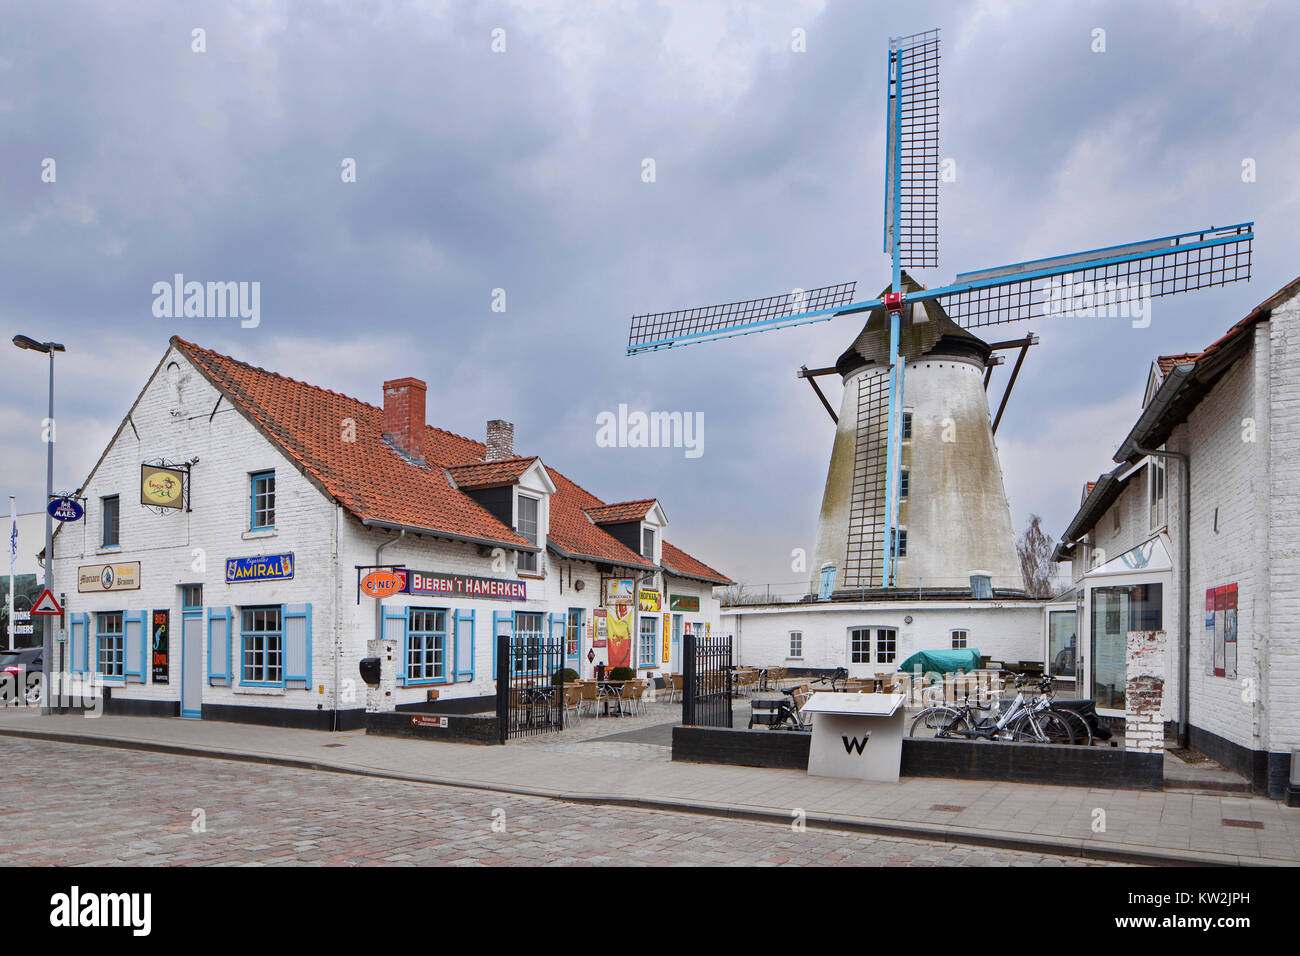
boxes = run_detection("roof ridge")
[172,336,487,450]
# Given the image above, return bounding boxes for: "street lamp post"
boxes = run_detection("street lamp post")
[13,334,65,716]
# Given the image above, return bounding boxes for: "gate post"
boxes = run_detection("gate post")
[495,633,509,744]
[682,633,696,726]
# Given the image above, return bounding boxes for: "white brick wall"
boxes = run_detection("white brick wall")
[726,601,1044,672]
[1267,294,1300,754]
[52,344,725,720]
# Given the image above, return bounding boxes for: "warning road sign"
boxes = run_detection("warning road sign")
[31,589,62,615]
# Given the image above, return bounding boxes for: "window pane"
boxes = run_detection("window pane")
[102,496,119,547]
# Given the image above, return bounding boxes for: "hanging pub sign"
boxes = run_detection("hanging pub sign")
[140,464,186,509]
[669,594,699,612]
[360,570,404,599]
[47,497,84,522]
[77,562,141,593]
[397,568,526,602]
[226,553,294,583]
[602,577,633,606]
[151,609,170,684]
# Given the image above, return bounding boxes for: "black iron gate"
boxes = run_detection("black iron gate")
[682,633,733,728]
[496,633,567,741]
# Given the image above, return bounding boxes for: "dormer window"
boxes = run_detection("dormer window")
[517,494,539,573]
[642,526,656,562]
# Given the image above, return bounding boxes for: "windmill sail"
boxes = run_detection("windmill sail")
[626,281,857,354]
[884,29,940,270]
[937,222,1253,328]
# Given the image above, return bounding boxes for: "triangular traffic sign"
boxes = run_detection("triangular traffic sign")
[30,589,62,615]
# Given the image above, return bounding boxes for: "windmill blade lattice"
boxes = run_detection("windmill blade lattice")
[626,281,858,353]
[936,223,1253,328]
[885,29,940,270]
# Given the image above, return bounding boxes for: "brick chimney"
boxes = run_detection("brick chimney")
[486,419,514,461]
[382,377,427,465]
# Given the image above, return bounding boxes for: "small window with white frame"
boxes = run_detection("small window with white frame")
[876,628,897,664]
[516,494,539,573]
[850,627,871,663]
[1148,452,1167,530]
[951,628,968,649]
[788,630,803,660]
[97,611,124,677]
[642,526,656,562]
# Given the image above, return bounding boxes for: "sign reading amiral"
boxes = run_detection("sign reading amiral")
[226,553,294,583]
[77,563,141,593]
[140,464,186,509]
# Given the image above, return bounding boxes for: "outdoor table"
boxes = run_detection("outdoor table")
[596,680,626,716]
[801,692,908,783]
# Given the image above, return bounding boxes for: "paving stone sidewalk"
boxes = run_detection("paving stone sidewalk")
[1,711,1296,865]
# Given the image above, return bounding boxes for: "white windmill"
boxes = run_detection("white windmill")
[625,28,1252,599]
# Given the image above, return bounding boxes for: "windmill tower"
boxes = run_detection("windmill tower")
[624,28,1253,595]
[807,273,1022,598]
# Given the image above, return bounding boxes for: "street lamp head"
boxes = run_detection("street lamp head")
[11,335,64,353]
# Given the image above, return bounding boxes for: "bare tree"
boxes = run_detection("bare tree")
[1017,514,1057,599]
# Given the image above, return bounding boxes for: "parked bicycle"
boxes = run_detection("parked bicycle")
[748,668,847,730]
[908,673,1077,744]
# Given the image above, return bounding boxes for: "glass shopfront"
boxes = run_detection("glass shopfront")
[1090,583,1162,711]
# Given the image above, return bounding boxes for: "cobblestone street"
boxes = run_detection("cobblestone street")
[1,738,1119,867]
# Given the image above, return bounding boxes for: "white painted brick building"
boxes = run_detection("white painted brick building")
[1056,276,1300,796]
[49,337,729,729]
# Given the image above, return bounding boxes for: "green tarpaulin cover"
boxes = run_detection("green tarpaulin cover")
[896,648,982,682]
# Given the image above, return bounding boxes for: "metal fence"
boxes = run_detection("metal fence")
[495,633,566,742]
[682,633,733,728]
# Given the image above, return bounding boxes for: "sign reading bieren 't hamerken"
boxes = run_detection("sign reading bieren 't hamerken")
[398,569,525,601]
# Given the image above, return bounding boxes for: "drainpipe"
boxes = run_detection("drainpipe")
[1135,445,1189,748]
[374,527,406,661]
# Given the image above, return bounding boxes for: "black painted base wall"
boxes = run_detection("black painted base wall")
[396,694,495,715]
[103,697,180,718]
[1187,723,1291,798]
[673,726,1164,790]
[366,710,501,744]
[201,702,366,731]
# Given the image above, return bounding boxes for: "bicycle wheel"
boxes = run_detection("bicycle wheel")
[909,707,971,738]
[1052,708,1093,746]
[1009,711,1074,745]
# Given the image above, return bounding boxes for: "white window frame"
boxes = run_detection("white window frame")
[515,493,540,574]
[950,628,969,649]
[1148,452,1167,532]
[638,615,658,668]
[788,630,803,660]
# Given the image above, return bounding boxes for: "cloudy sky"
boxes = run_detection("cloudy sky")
[2,0,1297,590]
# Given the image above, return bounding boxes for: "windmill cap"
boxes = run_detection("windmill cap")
[835,271,991,377]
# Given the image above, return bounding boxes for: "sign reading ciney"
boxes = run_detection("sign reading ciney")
[397,568,526,601]
[140,464,186,509]
[77,562,142,593]
[226,553,294,584]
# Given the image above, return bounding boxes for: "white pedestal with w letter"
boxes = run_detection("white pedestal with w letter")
[803,693,907,782]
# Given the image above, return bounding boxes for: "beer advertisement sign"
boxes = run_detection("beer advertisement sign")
[140,464,186,509]
[77,562,141,593]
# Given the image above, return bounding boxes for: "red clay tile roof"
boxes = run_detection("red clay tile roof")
[447,456,539,490]
[662,541,733,585]
[171,337,728,579]
[584,500,657,524]
[175,337,533,550]
[1156,353,1202,375]
[548,473,656,571]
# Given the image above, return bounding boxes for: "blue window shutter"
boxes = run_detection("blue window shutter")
[454,609,475,683]
[492,611,511,673]
[382,605,407,685]
[207,607,231,686]
[70,613,86,674]
[284,603,311,686]
[124,610,146,683]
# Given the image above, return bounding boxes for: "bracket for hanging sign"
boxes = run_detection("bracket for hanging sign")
[141,458,197,515]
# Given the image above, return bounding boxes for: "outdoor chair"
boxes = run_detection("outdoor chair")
[579,681,603,717]
[630,680,648,716]
[618,680,639,716]
[563,684,583,723]
[663,673,680,703]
